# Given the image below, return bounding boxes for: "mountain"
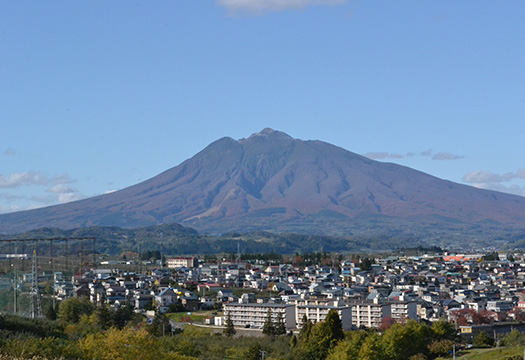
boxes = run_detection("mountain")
[1,128,525,238]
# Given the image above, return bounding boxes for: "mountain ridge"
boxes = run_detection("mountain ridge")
[1,128,524,237]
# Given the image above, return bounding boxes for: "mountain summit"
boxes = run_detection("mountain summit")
[1,129,525,235]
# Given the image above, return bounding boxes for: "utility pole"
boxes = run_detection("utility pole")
[260,350,267,360]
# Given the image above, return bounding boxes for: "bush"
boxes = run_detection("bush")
[472,331,494,348]
[428,339,454,357]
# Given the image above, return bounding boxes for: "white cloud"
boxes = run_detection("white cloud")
[30,191,85,205]
[432,152,464,161]
[0,172,48,188]
[364,149,463,161]
[463,171,502,184]
[216,0,345,15]
[364,152,406,160]
[57,193,85,204]
[463,169,525,197]
[0,172,76,189]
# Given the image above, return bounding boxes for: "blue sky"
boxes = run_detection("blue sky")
[1,1,524,214]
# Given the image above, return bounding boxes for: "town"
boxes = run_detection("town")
[37,249,525,342]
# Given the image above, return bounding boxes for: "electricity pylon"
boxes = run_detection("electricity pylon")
[30,250,42,319]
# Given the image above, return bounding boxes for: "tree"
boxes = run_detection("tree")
[327,330,370,360]
[473,331,494,348]
[113,304,134,329]
[262,309,275,336]
[95,304,114,330]
[430,319,457,341]
[428,339,454,358]
[223,311,236,337]
[43,302,57,321]
[299,314,313,340]
[57,297,94,324]
[148,312,171,337]
[245,343,262,360]
[325,309,344,342]
[296,311,345,360]
[274,311,286,335]
[381,320,431,360]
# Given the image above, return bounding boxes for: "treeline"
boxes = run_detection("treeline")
[1,300,522,360]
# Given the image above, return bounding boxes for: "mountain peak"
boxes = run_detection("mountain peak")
[244,128,292,141]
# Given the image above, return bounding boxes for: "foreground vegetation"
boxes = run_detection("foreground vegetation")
[3,299,525,359]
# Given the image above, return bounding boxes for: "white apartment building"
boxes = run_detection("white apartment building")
[296,305,352,331]
[223,302,296,330]
[390,301,417,323]
[352,302,391,329]
[167,257,198,269]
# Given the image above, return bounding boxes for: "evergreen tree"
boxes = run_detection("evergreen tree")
[95,304,114,330]
[274,311,286,335]
[223,311,236,337]
[325,309,344,342]
[262,308,275,336]
[113,304,133,329]
[473,331,494,348]
[299,314,313,340]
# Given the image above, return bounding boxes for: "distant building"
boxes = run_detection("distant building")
[167,257,198,269]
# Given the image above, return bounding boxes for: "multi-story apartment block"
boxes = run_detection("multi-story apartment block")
[223,302,296,330]
[296,305,353,331]
[352,302,391,329]
[389,301,417,323]
[167,257,198,269]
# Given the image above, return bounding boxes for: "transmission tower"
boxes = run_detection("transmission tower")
[30,250,42,319]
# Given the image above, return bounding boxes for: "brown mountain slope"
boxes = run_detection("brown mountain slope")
[1,128,524,235]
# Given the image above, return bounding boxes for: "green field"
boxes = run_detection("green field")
[455,346,525,360]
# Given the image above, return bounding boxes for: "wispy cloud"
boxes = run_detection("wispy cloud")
[364,152,404,160]
[4,148,15,156]
[364,149,464,161]
[421,149,433,157]
[432,152,464,161]
[216,0,345,15]
[0,172,48,188]
[463,169,525,197]
[30,191,85,206]
[0,172,76,189]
